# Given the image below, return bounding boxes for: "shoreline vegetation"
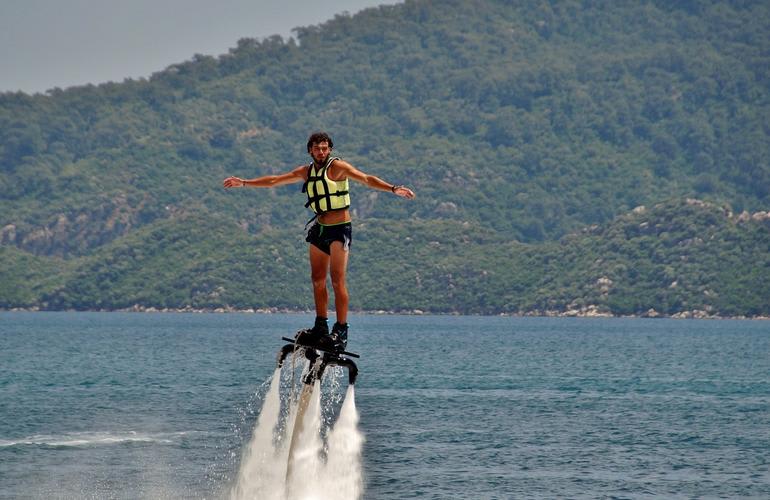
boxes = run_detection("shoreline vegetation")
[3,306,768,321]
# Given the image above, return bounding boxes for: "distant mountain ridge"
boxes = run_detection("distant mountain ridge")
[1,0,768,315]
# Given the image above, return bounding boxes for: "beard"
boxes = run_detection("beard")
[313,152,330,165]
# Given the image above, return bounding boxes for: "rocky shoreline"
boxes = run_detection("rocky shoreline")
[3,305,768,320]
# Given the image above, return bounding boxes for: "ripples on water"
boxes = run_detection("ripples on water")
[1,312,768,498]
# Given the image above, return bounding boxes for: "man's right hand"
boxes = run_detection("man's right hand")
[223,177,246,188]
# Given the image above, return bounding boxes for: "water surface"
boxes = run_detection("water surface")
[1,312,768,498]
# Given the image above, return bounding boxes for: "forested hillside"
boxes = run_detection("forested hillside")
[1,0,768,316]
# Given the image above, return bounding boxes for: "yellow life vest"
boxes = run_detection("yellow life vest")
[303,157,351,214]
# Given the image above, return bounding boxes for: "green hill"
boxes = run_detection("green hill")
[1,0,768,316]
[3,198,767,317]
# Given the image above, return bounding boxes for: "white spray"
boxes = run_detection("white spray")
[285,381,324,499]
[231,359,365,500]
[230,368,286,500]
[319,386,365,499]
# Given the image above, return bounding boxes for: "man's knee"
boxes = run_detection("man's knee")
[312,275,327,289]
[330,273,347,293]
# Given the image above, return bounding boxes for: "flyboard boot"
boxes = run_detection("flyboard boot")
[318,321,348,353]
[330,321,349,352]
[293,316,328,349]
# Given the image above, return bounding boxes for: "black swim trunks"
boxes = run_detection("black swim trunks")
[305,221,352,255]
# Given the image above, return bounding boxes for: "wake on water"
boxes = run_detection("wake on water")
[231,358,364,500]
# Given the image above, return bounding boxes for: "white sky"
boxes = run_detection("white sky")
[0,0,401,94]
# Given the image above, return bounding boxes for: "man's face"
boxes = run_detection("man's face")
[309,141,331,164]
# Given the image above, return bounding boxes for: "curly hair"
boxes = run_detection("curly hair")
[306,131,334,152]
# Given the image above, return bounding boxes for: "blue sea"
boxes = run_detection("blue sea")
[1,312,768,499]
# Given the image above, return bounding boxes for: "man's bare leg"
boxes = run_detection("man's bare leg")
[327,240,350,351]
[304,244,330,341]
[329,240,349,325]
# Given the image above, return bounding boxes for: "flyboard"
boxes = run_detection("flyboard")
[276,333,359,485]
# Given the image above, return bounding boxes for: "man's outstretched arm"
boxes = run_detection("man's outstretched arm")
[223,165,307,189]
[332,160,416,199]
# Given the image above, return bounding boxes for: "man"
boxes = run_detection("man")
[223,131,415,352]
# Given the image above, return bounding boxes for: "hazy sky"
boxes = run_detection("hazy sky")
[0,0,401,94]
